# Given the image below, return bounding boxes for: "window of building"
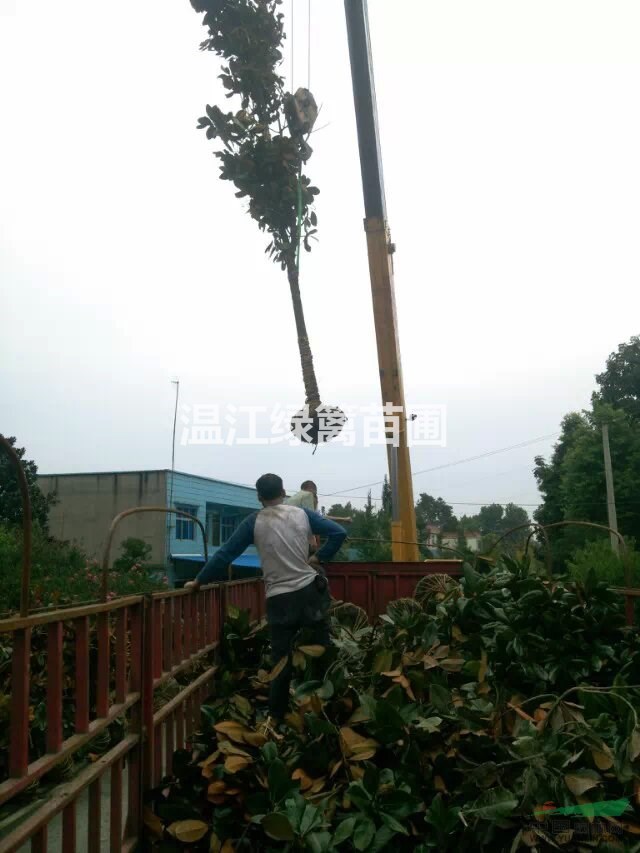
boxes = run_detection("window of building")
[206,507,221,547]
[221,515,239,543]
[175,504,198,540]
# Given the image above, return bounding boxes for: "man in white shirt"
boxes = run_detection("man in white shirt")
[186,473,347,719]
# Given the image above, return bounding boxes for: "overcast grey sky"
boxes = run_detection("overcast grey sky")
[2,0,639,512]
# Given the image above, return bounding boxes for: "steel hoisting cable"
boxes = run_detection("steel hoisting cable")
[307,0,312,90]
[290,0,294,90]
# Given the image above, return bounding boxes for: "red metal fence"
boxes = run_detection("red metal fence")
[0,559,436,852]
[327,559,463,617]
[0,581,264,853]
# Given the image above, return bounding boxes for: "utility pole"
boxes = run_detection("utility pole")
[166,379,180,564]
[601,422,620,555]
[344,0,419,561]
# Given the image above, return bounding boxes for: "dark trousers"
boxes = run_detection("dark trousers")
[266,579,330,719]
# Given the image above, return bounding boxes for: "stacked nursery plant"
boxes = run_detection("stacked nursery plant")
[145,558,640,851]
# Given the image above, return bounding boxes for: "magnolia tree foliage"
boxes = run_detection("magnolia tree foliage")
[190,0,319,270]
[189,0,344,443]
[146,560,640,851]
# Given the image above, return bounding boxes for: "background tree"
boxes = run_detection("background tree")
[500,503,530,547]
[568,537,640,588]
[112,538,153,573]
[381,475,392,518]
[326,490,392,562]
[459,513,479,531]
[534,413,584,530]
[415,493,456,555]
[328,489,531,562]
[456,527,468,554]
[0,436,56,530]
[190,0,343,443]
[415,493,456,528]
[501,503,530,532]
[325,502,355,520]
[535,402,640,567]
[477,504,504,535]
[593,335,640,420]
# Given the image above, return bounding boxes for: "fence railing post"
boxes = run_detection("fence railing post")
[9,627,31,778]
[142,595,155,792]
[125,602,144,841]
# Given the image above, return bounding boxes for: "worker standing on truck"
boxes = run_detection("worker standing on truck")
[285,480,353,551]
[185,473,347,720]
[285,480,320,551]
[285,479,318,511]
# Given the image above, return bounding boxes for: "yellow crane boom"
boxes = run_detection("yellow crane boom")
[344,0,420,561]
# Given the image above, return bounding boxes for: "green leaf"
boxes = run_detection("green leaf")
[362,766,379,796]
[414,715,442,733]
[299,802,322,836]
[380,789,422,819]
[425,793,459,836]
[332,817,357,846]
[307,832,332,853]
[268,759,296,803]
[353,817,376,851]
[373,698,405,733]
[294,680,323,699]
[380,812,408,835]
[462,563,482,593]
[346,781,372,812]
[317,680,334,700]
[305,714,335,736]
[429,684,452,714]
[262,812,295,841]
[371,825,395,852]
[261,742,278,764]
[464,787,518,820]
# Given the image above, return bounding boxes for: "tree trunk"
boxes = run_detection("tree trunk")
[287,261,321,410]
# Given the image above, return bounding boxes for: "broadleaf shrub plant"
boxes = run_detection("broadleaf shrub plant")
[144,557,640,851]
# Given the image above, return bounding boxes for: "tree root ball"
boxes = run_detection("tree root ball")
[290,404,346,445]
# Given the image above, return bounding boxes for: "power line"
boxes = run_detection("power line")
[322,495,542,507]
[321,495,640,509]
[322,432,559,498]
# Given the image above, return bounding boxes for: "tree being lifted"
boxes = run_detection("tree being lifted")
[190,0,345,446]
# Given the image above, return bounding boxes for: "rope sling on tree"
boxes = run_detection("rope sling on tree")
[190,0,344,447]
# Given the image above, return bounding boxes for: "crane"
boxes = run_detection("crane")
[344,0,420,562]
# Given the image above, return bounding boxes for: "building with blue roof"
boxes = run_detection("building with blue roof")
[38,469,262,586]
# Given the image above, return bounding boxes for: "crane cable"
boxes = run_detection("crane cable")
[295,0,313,272]
[308,0,312,90]
[291,0,312,90]
[290,0,294,90]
